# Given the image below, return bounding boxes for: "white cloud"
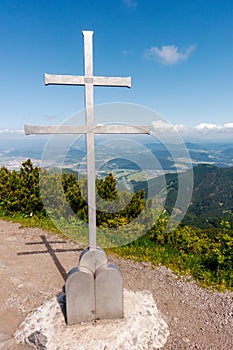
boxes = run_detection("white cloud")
[151,121,233,140]
[0,128,24,134]
[145,44,196,65]
[192,123,233,133]
[173,124,187,132]
[152,120,173,131]
[223,122,233,129]
[123,0,138,9]
[194,123,221,131]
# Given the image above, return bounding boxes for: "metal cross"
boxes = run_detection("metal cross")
[25,30,149,250]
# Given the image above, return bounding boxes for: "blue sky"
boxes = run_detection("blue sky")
[0,0,232,138]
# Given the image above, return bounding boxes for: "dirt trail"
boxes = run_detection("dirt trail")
[0,219,232,349]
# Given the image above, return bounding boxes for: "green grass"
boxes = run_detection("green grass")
[0,211,58,233]
[109,235,233,292]
[0,211,232,292]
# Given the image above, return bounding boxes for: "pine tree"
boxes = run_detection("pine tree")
[97,172,118,201]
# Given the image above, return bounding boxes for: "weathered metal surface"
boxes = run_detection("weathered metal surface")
[44,73,85,85]
[45,73,131,87]
[65,267,95,324]
[83,31,96,250]
[25,124,150,135]
[95,264,123,320]
[95,125,150,134]
[79,247,107,274]
[24,125,86,135]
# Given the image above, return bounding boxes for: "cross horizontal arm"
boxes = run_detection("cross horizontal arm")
[44,74,85,86]
[25,125,87,135]
[25,124,150,135]
[44,73,131,88]
[92,76,131,88]
[96,125,150,134]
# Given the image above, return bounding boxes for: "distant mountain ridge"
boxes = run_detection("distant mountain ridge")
[1,135,233,170]
[183,164,233,227]
[134,164,233,229]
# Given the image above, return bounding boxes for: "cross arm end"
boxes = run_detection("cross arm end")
[44,73,52,86]
[125,77,131,88]
[24,125,31,135]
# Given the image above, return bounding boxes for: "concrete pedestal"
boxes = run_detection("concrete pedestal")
[66,247,124,324]
[15,289,170,350]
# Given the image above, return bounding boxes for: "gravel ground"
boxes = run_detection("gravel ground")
[0,219,232,349]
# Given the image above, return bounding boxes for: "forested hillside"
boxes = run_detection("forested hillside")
[182,164,233,227]
[0,159,146,228]
[135,164,233,229]
[0,159,233,290]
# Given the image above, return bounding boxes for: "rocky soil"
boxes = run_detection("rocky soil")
[0,219,232,349]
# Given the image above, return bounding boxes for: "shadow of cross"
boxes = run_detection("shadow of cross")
[17,235,82,281]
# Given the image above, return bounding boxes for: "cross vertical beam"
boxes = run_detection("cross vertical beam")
[83,31,96,249]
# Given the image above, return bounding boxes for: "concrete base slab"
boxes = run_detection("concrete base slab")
[15,289,169,350]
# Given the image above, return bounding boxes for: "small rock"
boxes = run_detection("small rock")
[27,331,47,349]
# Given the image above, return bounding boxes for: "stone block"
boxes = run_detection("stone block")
[65,266,95,324]
[95,264,123,320]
